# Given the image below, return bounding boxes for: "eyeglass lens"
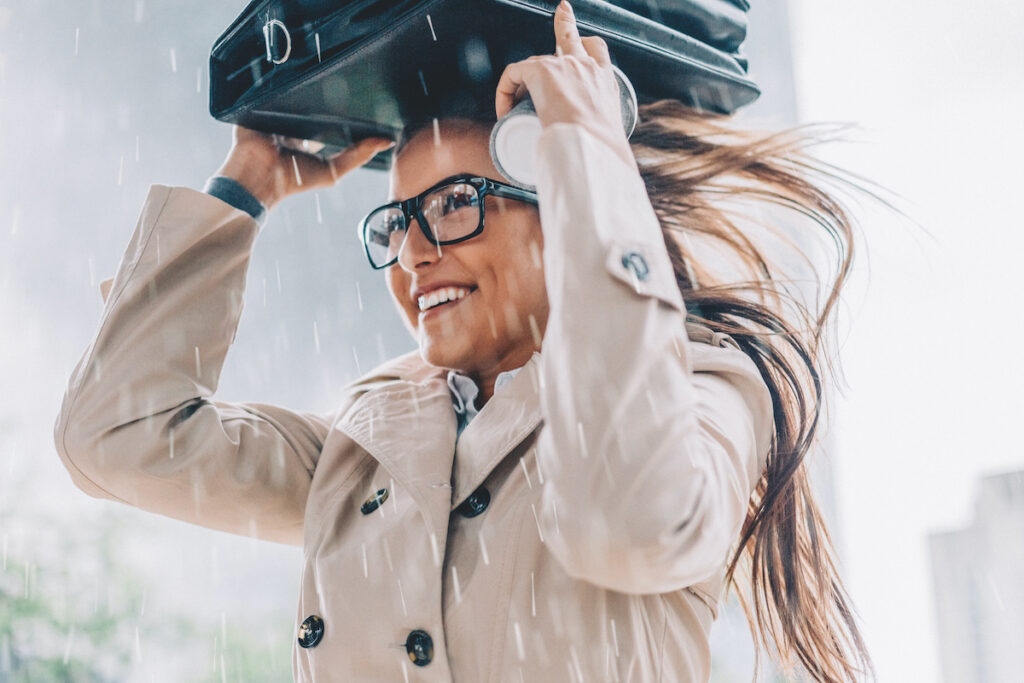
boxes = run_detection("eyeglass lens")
[365,182,481,268]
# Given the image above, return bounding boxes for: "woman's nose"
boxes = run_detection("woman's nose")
[396,217,443,271]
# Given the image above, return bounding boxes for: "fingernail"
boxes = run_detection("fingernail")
[560,0,573,14]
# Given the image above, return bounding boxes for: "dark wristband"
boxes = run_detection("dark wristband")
[203,175,268,226]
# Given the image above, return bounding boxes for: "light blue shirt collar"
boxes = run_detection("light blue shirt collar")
[446,366,524,437]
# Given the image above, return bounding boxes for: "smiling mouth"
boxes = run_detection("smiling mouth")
[415,284,475,313]
[418,287,476,317]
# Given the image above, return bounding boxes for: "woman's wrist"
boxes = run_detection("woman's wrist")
[215,152,284,210]
[203,176,268,226]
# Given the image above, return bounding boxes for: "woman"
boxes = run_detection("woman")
[55,1,872,680]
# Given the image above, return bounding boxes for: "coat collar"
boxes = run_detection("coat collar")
[336,350,454,538]
[336,349,544,532]
[451,351,543,508]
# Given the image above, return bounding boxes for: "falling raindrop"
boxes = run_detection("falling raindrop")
[134,0,145,23]
[313,321,321,354]
[117,155,124,185]
[417,69,428,96]
[62,625,75,664]
[576,421,588,459]
[74,27,80,56]
[315,33,322,62]
[519,456,532,488]
[551,498,561,536]
[432,118,442,147]
[426,14,437,41]
[429,532,441,565]
[513,621,526,660]
[314,192,323,223]
[530,503,545,542]
[355,281,363,311]
[570,645,584,682]
[170,47,177,73]
[451,566,462,603]
[291,155,302,185]
[530,571,536,616]
[397,578,408,616]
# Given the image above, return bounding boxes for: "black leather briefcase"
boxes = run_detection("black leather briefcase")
[208,0,757,170]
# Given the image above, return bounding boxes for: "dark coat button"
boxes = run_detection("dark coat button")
[405,629,434,666]
[621,251,650,281]
[297,615,324,648]
[456,485,490,518]
[360,488,389,515]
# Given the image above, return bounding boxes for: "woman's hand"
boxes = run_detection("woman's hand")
[213,126,395,211]
[495,0,634,169]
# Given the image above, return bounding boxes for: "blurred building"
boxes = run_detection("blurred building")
[929,470,1024,683]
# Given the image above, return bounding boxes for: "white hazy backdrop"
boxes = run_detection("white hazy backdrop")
[1,0,1021,681]
[789,0,1024,681]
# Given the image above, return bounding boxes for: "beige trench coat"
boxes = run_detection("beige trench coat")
[54,123,775,682]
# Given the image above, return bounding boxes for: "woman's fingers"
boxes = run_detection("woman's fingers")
[292,137,392,190]
[323,138,393,185]
[495,60,529,119]
[580,35,611,67]
[553,1,586,58]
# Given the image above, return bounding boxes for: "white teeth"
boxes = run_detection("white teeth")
[418,286,471,312]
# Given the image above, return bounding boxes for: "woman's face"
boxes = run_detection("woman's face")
[385,120,548,375]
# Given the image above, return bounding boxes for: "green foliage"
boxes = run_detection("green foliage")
[1,497,292,681]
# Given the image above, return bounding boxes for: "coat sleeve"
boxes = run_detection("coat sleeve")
[53,185,338,547]
[533,123,776,594]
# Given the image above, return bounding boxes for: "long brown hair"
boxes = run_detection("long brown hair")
[631,98,881,681]
[396,98,888,680]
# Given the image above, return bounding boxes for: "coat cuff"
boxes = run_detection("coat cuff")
[203,175,268,227]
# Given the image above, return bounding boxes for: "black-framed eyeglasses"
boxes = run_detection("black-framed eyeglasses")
[358,175,539,270]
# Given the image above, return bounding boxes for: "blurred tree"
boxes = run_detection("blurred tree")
[0,459,291,682]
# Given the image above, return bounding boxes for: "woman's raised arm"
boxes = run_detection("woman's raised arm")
[53,133,391,546]
[532,121,776,594]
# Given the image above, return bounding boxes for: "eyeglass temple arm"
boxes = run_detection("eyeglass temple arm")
[490,184,539,205]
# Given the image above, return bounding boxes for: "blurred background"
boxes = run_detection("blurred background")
[1,0,1022,681]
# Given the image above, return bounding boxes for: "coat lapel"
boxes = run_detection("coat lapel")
[451,351,544,508]
[336,350,457,539]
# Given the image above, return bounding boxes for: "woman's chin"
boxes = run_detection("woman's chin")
[418,337,471,371]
